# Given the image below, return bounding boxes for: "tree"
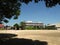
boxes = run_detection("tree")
[0,0,21,23]
[0,0,60,23]
[20,21,26,30]
[13,23,20,30]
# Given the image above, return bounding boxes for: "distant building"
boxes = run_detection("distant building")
[54,23,60,30]
[45,24,57,30]
[25,22,43,26]
[46,24,55,26]
[25,21,44,28]
[0,24,4,28]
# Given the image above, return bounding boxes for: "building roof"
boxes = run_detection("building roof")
[46,24,55,26]
[25,21,42,23]
[0,24,4,28]
[55,23,60,27]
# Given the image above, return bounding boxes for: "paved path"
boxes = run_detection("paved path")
[0,30,60,45]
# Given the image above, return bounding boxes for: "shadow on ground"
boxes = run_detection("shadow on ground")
[0,33,48,45]
[0,33,17,38]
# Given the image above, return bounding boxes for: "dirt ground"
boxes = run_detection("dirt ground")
[0,30,60,45]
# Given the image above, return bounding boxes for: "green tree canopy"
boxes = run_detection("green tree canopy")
[0,0,60,23]
[13,23,20,30]
[20,21,26,30]
[0,0,21,23]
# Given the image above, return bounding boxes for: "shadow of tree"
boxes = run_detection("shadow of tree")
[0,33,17,38]
[0,33,48,45]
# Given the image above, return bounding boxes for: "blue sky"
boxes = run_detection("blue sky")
[4,1,60,26]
